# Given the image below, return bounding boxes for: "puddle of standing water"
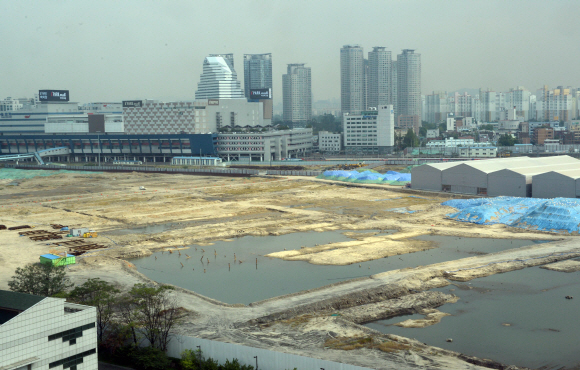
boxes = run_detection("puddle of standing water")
[366,266,580,369]
[129,233,547,306]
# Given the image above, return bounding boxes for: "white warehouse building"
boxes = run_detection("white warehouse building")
[412,156,580,197]
[0,290,97,370]
[532,169,580,198]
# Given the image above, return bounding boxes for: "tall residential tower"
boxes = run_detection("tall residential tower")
[367,47,393,111]
[340,45,365,114]
[396,49,421,133]
[282,64,312,124]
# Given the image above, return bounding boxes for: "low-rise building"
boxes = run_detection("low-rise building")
[318,131,341,152]
[0,290,97,370]
[533,127,554,145]
[426,129,439,139]
[216,128,313,161]
[458,146,498,158]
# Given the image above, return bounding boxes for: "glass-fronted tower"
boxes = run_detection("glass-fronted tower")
[243,53,272,99]
[195,55,245,100]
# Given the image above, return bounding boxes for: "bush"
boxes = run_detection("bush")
[110,346,171,370]
[181,349,254,370]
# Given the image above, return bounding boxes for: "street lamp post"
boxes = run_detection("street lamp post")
[97,134,100,166]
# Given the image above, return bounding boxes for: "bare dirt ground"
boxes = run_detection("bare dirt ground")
[1,168,577,370]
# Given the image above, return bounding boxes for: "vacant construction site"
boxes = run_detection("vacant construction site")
[1,167,579,370]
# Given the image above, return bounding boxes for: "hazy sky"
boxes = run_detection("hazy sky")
[1,0,578,104]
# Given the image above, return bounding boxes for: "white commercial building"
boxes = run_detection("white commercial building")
[216,128,313,161]
[0,290,97,370]
[45,114,124,134]
[0,100,80,134]
[343,105,394,154]
[318,131,341,152]
[123,99,270,135]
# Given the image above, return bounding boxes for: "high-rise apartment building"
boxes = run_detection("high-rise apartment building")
[340,45,366,114]
[282,64,312,123]
[424,91,448,124]
[367,47,393,111]
[396,49,421,120]
[195,55,245,100]
[243,53,272,99]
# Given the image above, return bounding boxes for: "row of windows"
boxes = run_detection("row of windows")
[48,323,95,343]
[49,348,96,369]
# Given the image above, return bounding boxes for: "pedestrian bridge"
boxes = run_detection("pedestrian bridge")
[0,147,70,165]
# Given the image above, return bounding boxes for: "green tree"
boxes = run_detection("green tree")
[8,263,73,297]
[126,284,185,352]
[497,133,517,146]
[403,129,420,148]
[479,124,495,131]
[69,278,120,344]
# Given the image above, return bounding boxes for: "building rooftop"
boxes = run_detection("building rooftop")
[0,290,46,325]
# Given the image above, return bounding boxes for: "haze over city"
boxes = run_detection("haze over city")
[1,0,578,103]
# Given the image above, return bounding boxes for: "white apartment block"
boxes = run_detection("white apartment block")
[123,99,269,135]
[343,105,394,152]
[318,131,342,152]
[0,290,97,370]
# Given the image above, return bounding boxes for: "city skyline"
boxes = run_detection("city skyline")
[0,1,579,103]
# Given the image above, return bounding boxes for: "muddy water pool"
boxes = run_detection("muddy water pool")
[130,233,546,305]
[366,266,580,369]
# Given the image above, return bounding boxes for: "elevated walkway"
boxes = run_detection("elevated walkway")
[0,147,70,165]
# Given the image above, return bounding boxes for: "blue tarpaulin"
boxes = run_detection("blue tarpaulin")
[443,196,580,234]
[318,170,411,184]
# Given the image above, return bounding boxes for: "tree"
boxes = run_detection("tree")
[479,124,495,131]
[69,278,120,344]
[8,263,72,297]
[126,284,185,352]
[497,133,517,146]
[403,129,420,148]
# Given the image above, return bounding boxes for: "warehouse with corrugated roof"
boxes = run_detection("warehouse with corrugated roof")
[532,169,580,198]
[411,156,580,197]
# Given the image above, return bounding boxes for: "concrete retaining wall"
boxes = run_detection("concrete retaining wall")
[266,170,323,176]
[7,164,259,176]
